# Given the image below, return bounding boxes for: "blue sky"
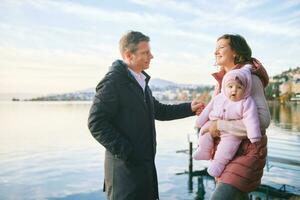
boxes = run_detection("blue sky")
[1,0,300,95]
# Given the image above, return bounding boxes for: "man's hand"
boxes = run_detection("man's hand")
[191,100,205,115]
[209,120,220,138]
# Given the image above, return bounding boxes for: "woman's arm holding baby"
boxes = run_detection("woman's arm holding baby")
[208,75,271,138]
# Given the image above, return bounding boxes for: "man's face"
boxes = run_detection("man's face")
[129,41,153,72]
[225,80,245,102]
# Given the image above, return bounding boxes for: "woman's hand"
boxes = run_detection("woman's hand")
[209,120,220,138]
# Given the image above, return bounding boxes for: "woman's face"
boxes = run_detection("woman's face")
[215,39,236,71]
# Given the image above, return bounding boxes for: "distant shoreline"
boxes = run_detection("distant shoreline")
[3,98,299,107]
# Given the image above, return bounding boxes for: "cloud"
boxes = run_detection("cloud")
[130,0,300,38]
[227,0,268,11]
[130,0,200,14]
[16,0,175,26]
[234,16,300,37]
[1,0,300,94]
[0,47,114,93]
[1,0,186,47]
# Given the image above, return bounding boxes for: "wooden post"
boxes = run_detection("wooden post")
[189,142,193,175]
[188,141,193,192]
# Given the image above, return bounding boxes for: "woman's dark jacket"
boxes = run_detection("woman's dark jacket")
[88,60,194,200]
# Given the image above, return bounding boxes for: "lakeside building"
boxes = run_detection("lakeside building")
[267,67,300,103]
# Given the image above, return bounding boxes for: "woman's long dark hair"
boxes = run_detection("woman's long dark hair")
[218,34,252,65]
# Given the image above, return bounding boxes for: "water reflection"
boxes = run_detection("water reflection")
[269,102,300,132]
[187,173,215,200]
[1,102,300,200]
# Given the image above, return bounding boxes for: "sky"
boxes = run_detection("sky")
[1,0,300,96]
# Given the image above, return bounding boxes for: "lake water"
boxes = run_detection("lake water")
[0,101,300,200]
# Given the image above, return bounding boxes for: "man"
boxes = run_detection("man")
[88,31,203,200]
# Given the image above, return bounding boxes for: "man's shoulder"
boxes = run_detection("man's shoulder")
[96,69,129,90]
[97,72,118,86]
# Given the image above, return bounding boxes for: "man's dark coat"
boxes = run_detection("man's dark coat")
[88,60,194,200]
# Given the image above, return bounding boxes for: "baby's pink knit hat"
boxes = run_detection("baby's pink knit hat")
[221,65,252,98]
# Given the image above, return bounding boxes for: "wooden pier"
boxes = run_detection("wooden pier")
[176,137,300,199]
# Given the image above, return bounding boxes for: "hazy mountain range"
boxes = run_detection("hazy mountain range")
[1,79,211,101]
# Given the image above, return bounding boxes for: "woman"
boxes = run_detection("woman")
[203,34,271,200]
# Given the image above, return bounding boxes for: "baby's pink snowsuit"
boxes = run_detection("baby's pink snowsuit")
[193,66,261,177]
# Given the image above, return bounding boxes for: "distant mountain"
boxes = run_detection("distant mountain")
[20,78,213,101]
[27,89,95,101]
[149,78,207,89]
[77,88,95,93]
[149,78,178,88]
[0,93,43,101]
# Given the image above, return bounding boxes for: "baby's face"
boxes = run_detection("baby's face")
[225,81,245,102]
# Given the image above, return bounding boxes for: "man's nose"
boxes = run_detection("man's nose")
[149,52,154,59]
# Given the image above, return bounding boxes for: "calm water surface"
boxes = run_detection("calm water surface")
[0,101,299,200]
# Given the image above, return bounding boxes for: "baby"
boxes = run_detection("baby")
[193,66,261,177]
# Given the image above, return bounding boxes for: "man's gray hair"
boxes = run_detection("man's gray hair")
[119,31,150,54]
